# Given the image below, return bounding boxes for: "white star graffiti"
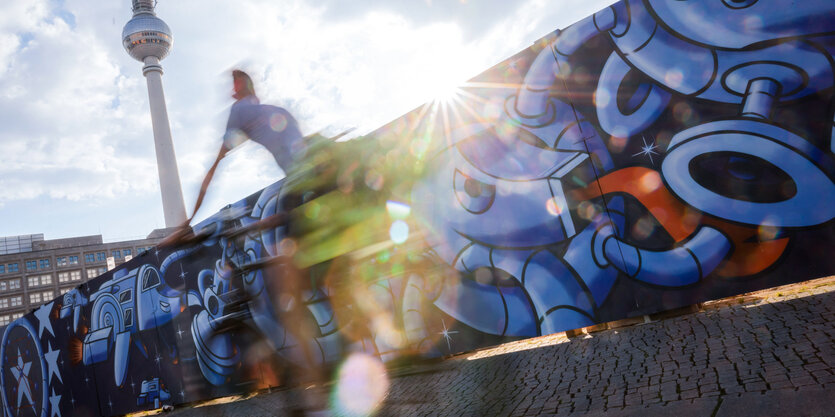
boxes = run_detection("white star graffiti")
[632,135,660,165]
[49,387,62,417]
[176,325,184,339]
[438,319,459,351]
[10,348,33,408]
[34,302,56,339]
[44,341,62,385]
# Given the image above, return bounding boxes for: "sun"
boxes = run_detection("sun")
[419,67,465,105]
[429,80,462,104]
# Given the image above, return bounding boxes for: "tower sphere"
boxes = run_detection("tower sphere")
[122,13,173,62]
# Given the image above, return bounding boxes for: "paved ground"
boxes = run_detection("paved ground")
[153,276,835,416]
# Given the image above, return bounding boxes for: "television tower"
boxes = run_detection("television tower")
[122,0,187,227]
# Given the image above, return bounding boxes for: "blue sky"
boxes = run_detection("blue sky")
[0,0,615,242]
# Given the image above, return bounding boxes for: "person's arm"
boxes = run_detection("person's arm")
[159,145,228,248]
[161,101,245,247]
[159,146,229,247]
[189,145,229,224]
[188,103,244,224]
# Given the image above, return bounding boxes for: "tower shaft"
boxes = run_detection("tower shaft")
[143,56,187,226]
[123,1,186,228]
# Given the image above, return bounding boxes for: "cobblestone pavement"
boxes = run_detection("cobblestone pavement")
[158,277,835,416]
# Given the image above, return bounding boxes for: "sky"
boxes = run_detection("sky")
[0,0,616,242]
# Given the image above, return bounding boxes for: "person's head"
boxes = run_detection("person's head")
[232,70,255,100]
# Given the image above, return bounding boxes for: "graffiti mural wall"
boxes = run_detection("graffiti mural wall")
[409,0,835,338]
[3,0,835,415]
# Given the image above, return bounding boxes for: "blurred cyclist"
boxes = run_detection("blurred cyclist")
[165,70,325,412]
[189,69,306,220]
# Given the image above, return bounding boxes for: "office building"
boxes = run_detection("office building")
[0,232,166,326]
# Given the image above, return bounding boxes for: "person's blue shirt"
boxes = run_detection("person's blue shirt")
[223,95,305,173]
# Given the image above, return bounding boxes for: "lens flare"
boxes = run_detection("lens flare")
[609,135,628,152]
[595,88,611,108]
[664,68,684,88]
[269,112,287,132]
[632,215,655,240]
[386,200,411,219]
[639,170,662,193]
[332,353,390,417]
[545,197,563,216]
[389,220,409,244]
[304,201,321,219]
[577,201,600,220]
[758,222,779,241]
[365,170,385,191]
[474,267,492,285]
[278,238,297,257]
[377,250,391,264]
[673,102,693,123]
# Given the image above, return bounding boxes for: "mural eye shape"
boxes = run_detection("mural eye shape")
[454,169,496,214]
[721,0,758,9]
[688,151,797,203]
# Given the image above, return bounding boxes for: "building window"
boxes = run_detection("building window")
[97,252,106,261]
[69,256,79,265]
[0,315,8,326]
[124,249,132,257]
[112,250,122,259]
[59,271,81,283]
[39,259,50,269]
[0,298,7,309]
[11,313,22,320]
[41,290,53,300]
[25,261,37,271]
[86,267,106,279]
[0,280,18,292]
[8,264,18,273]
[59,287,72,295]
[10,297,21,307]
[56,257,67,267]
[85,254,95,263]
[29,293,41,304]
[0,265,5,274]
[27,275,51,288]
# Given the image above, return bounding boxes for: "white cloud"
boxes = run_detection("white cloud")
[0,1,155,212]
[0,0,616,239]
[0,1,51,33]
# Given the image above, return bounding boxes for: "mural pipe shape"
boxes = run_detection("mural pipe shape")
[3,0,835,415]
